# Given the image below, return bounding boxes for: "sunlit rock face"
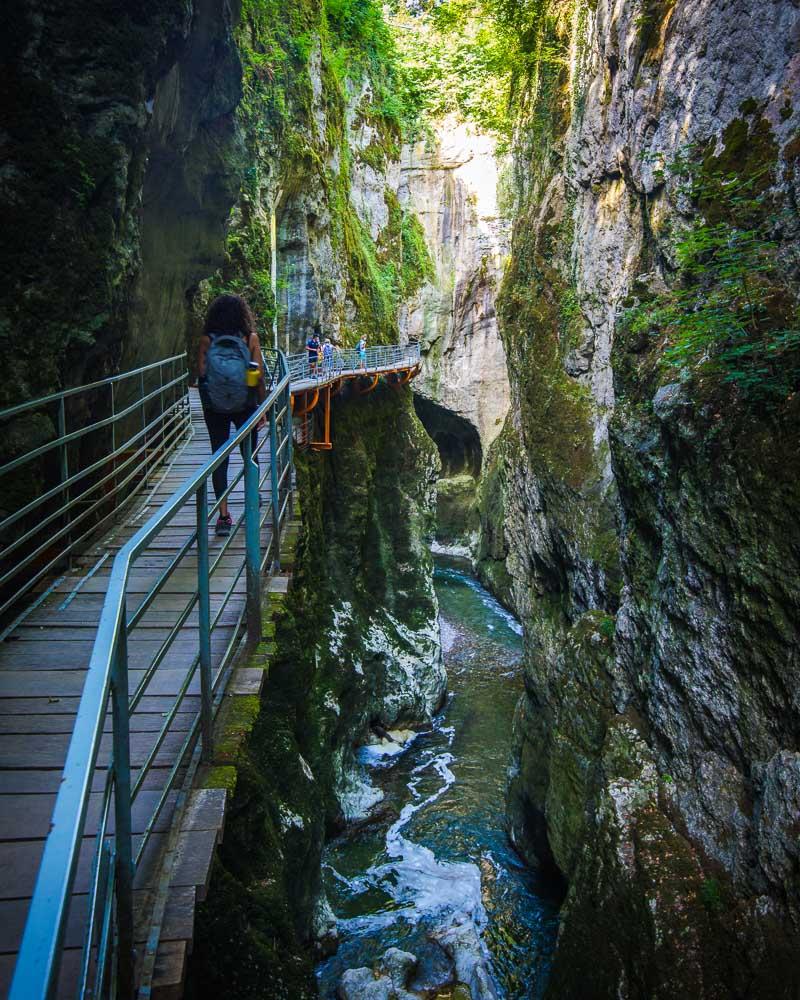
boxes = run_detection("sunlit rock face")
[399,116,512,454]
[488,1,800,997]
[397,117,511,552]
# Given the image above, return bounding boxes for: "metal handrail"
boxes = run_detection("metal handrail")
[287,341,421,385]
[0,354,191,625]
[9,351,294,1000]
[0,353,187,421]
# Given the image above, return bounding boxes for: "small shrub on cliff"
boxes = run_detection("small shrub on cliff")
[699,877,724,914]
[624,145,800,405]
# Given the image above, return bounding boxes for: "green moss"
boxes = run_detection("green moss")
[436,473,479,544]
[475,421,516,607]
[214,694,262,763]
[498,216,596,489]
[699,878,724,914]
[202,765,239,794]
[635,0,675,59]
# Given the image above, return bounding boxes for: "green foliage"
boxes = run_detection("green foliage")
[395,199,436,297]
[634,0,675,55]
[598,614,616,641]
[699,877,724,913]
[388,0,515,141]
[383,0,569,146]
[623,144,800,404]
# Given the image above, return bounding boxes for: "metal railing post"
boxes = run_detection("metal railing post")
[57,397,72,558]
[284,382,294,520]
[110,381,117,497]
[268,404,282,570]
[158,362,165,460]
[110,627,135,999]
[244,434,261,644]
[196,483,213,760]
[140,370,148,485]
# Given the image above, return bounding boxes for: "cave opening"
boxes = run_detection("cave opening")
[413,394,483,478]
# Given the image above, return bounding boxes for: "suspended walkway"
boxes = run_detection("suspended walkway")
[0,342,420,999]
[287,343,421,450]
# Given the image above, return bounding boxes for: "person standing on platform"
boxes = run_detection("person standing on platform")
[197,294,265,536]
[307,329,321,373]
[322,337,333,375]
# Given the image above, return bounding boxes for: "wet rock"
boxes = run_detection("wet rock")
[311,894,338,958]
[338,948,422,1000]
[337,968,393,1000]
[756,751,800,889]
[378,948,417,992]
[651,381,690,423]
[432,916,498,1000]
[407,939,455,994]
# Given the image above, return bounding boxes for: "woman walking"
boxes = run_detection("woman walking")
[197,294,266,535]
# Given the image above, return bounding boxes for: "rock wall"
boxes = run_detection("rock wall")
[483,1,800,996]
[0,0,243,407]
[399,116,512,452]
[397,117,512,549]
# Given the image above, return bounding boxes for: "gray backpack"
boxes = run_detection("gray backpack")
[204,332,251,413]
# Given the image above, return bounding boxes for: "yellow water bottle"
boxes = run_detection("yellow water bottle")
[246,362,260,387]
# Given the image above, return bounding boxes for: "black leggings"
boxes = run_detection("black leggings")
[202,408,258,502]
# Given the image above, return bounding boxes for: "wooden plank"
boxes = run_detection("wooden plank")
[134,886,196,944]
[0,766,177,795]
[0,729,190,770]
[151,939,187,1000]
[171,829,219,900]
[182,788,227,836]
[0,665,228,700]
[0,712,196,736]
[0,637,231,671]
[0,695,202,717]
[228,668,265,697]
[0,789,177,842]
[0,946,81,999]
[0,895,88,955]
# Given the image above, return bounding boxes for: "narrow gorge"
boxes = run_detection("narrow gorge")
[2,1,800,999]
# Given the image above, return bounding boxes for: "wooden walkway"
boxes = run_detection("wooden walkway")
[0,390,277,998]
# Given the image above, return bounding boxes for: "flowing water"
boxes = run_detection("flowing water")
[317,556,561,998]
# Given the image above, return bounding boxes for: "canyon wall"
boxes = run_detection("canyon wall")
[398,118,512,549]
[0,0,243,406]
[485,1,800,996]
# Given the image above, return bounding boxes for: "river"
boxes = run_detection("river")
[317,556,561,998]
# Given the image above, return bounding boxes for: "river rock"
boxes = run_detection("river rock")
[378,947,417,990]
[407,938,456,994]
[432,916,498,1000]
[337,948,424,1000]
[337,968,393,1000]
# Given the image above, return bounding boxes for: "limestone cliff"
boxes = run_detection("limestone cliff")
[397,118,512,549]
[483,1,800,996]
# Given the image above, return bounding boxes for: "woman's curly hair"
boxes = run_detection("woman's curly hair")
[203,294,256,339]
